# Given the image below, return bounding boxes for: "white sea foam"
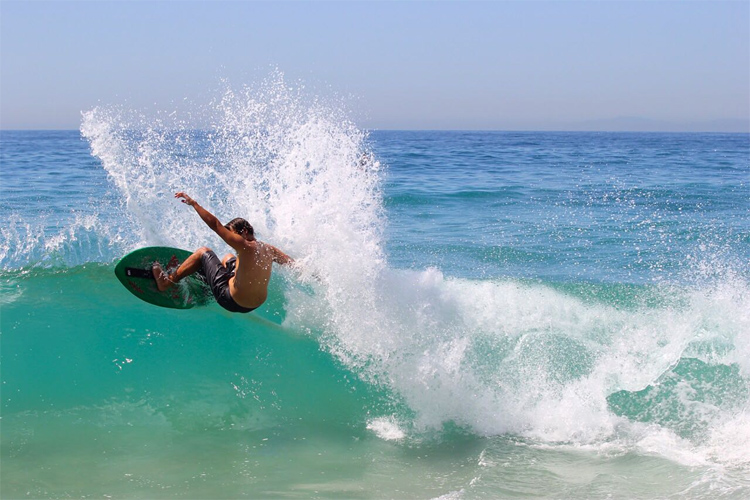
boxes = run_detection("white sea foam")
[0,211,127,269]
[366,269,748,464]
[366,417,406,441]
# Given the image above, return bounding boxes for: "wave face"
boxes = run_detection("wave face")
[2,76,750,497]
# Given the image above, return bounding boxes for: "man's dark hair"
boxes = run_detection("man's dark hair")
[224,218,254,238]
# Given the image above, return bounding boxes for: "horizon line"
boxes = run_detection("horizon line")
[2,128,748,135]
[368,127,750,134]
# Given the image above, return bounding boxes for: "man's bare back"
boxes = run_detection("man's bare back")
[229,239,292,309]
[153,192,293,313]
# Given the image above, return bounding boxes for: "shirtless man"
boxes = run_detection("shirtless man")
[152,192,294,313]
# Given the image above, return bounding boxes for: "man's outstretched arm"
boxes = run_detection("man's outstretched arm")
[175,192,246,250]
[270,245,294,266]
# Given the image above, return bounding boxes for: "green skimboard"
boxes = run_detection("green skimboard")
[114,246,211,309]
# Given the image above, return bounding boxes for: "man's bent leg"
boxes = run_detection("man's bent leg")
[154,246,211,291]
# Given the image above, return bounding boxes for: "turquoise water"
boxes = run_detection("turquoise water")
[2,79,750,498]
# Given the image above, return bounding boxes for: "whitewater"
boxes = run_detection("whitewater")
[2,75,749,498]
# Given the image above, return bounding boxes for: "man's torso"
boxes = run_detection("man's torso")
[228,241,274,309]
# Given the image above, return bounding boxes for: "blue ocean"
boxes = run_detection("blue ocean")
[2,78,749,498]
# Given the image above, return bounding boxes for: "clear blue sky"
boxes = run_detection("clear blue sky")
[1,1,748,131]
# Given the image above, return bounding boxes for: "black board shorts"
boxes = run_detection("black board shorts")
[199,250,256,313]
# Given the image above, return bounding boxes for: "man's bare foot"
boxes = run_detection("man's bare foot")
[152,262,173,292]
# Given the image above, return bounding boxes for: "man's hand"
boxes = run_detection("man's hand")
[174,191,237,248]
[175,192,196,206]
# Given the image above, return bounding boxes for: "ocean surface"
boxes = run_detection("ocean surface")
[2,81,749,499]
